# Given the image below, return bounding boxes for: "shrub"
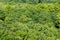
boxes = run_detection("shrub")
[0,3,60,40]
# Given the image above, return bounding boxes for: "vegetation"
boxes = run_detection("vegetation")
[0,0,60,40]
[0,0,60,4]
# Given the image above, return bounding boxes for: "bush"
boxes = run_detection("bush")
[0,3,60,40]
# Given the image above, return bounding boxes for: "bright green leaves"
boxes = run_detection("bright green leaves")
[0,3,60,40]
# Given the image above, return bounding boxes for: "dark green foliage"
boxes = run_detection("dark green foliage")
[0,0,60,4]
[41,0,60,3]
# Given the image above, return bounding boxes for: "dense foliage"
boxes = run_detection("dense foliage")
[0,3,60,40]
[0,0,60,40]
[0,0,60,4]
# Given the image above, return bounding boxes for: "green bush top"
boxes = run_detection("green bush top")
[0,3,60,40]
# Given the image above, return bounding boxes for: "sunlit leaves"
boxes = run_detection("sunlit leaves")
[0,3,60,40]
